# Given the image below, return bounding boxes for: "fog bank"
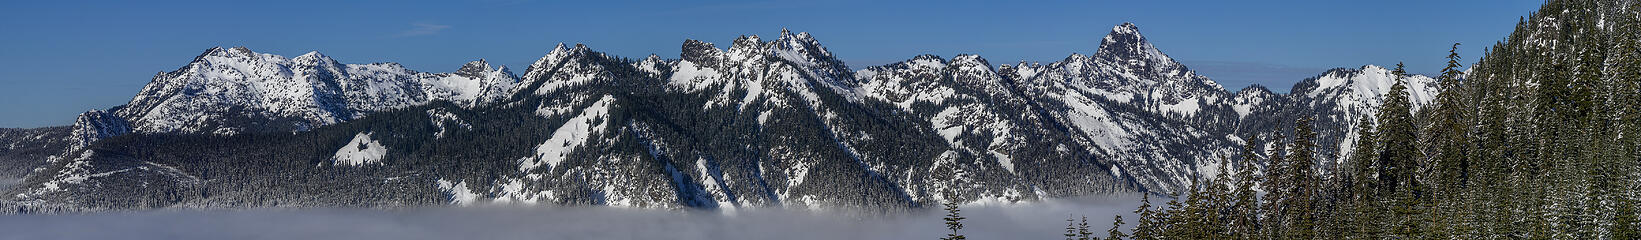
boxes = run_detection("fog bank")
[0,195,1144,240]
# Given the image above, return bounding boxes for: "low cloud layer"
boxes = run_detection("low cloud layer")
[0,195,1143,240]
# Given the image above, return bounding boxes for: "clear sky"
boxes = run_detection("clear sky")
[0,0,1544,128]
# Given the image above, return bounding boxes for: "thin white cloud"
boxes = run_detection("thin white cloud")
[397,23,451,37]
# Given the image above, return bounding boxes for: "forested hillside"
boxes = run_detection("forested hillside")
[1101,0,1641,238]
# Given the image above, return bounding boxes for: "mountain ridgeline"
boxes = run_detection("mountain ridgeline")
[0,24,1439,212]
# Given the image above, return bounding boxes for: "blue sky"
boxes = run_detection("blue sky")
[0,0,1542,128]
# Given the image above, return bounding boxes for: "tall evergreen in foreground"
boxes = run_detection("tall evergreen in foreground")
[1131,194,1158,240]
[1106,215,1128,240]
[1280,117,1318,240]
[1078,216,1094,240]
[941,199,966,240]
[1229,138,1262,239]
[1066,216,1080,240]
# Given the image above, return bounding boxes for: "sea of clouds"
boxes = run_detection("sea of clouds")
[0,194,1144,240]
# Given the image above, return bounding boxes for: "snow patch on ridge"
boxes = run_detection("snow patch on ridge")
[437,179,481,205]
[520,95,617,172]
[332,132,387,166]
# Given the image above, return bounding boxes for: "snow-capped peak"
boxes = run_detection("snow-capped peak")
[950,54,991,67]
[524,43,574,81]
[205,46,257,58]
[1301,65,1437,111]
[456,59,498,76]
[773,30,838,67]
[906,54,948,69]
[294,51,333,63]
[771,30,854,87]
[1095,22,1179,70]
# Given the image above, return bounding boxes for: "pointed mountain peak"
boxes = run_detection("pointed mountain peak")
[201,46,228,55]
[532,43,573,67]
[493,64,513,75]
[730,35,764,50]
[1063,53,1093,63]
[194,47,230,62]
[1094,22,1177,66]
[777,28,818,44]
[458,59,494,73]
[551,43,570,53]
[293,50,336,62]
[771,29,839,65]
[1112,22,1140,36]
[776,29,816,45]
[290,51,342,68]
[522,43,580,81]
[296,50,327,59]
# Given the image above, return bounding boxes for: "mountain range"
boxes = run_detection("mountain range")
[0,23,1437,212]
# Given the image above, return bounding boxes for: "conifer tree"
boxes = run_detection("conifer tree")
[1381,62,1428,238]
[1428,47,1481,236]
[1429,42,1472,196]
[1175,177,1202,238]
[1107,215,1128,240]
[1067,215,1080,240]
[1231,137,1262,239]
[940,199,966,240]
[1346,114,1383,238]
[1206,158,1233,237]
[1281,116,1319,239]
[1078,216,1094,240]
[1159,192,1184,239]
[1131,194,1158,240]
[1135,193,1161,240]
[1379,62,1422,196]
[1259,132,1289,239]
